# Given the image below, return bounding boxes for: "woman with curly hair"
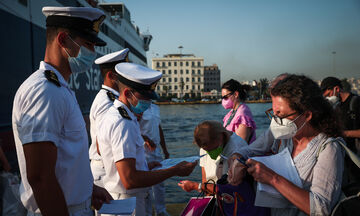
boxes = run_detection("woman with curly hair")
[221,79,256,144]
[233,74,344,215]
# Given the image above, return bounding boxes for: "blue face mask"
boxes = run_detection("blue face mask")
[129,92,151,114]
[64,36,97,74]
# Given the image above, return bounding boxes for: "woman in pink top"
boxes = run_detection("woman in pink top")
[222,79,256,144]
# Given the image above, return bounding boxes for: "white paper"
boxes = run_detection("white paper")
[250,148,302,208]
[98,197,136,215]
[152,154,205,170]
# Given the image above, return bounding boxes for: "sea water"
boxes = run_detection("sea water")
[158,103,271,203]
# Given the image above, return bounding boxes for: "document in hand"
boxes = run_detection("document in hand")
[152,154,205,171]
[98,197,136,215]
[250,148,302,208]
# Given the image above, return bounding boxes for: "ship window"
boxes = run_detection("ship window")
[18,0,27,6]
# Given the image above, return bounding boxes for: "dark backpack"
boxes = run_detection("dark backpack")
[317,139,360,216]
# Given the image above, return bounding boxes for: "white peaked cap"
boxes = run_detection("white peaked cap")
[95,48,129,65]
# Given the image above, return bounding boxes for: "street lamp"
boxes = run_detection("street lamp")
[332,51,336,74]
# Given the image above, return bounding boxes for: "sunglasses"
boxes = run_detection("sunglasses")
[265,108,298,125]
[221,92,233,100]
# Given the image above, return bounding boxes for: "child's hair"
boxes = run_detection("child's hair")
[193,120,227,148]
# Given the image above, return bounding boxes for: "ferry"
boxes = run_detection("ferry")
[0,0,152,155]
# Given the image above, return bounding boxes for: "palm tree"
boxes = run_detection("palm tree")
[258,78,269,99]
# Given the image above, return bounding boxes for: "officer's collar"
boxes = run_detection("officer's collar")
[113,99,136,120]
[101,85,119,97]
[40,61,68,87]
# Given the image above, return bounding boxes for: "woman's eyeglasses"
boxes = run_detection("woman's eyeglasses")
[265,108,298,125]
[221,92,233,100]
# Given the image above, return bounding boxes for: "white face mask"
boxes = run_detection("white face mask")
[325,88,340,108]
[269,114,306,139]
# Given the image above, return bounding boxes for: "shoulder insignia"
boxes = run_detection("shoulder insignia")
[118,107,131,120]
[44,70,60,87]
[107,91,117,102]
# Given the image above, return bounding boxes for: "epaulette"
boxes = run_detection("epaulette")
[107,91,117,102]
[44,70,60,87]
[118,107,131,120]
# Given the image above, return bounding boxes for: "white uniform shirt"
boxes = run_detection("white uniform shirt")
[97,99,149,194]
[89,85,119,160]
[12,61,93,212]
[139,103,162,160]
[199,133,247,181]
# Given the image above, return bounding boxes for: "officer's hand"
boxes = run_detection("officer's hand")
[174,161,197,176]
[148,161,162,170]
[143,135,156,151]
[91,184,113,210]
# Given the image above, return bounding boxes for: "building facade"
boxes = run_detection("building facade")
[152,54,204,98]
[204,64,221,92]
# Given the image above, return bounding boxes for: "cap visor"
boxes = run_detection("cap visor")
[75,30,107,46]
[137,90,159,100]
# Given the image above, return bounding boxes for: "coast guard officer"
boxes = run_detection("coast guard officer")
[89,48,130,190]
[97,63,197,215]
[12,6,112,216]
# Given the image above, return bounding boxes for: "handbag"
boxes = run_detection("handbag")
[181,180,218,216]
[216,174,270,216]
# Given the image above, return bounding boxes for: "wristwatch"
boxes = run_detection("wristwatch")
[198,182,202,191]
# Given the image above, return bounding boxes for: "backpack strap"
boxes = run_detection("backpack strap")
[316,138,360,169]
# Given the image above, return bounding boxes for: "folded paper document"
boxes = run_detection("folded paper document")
[98,197,136,215]
[251,148,302,208]
[152,154,205,170]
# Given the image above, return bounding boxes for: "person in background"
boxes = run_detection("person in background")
[12,6,112,216]
[89,49,129,216]
[137,103,170,216]
[234,74,344,215]
[97,63,197,215]
[178,120,247,194]
[321,76,360,186]
[221,79,256,144]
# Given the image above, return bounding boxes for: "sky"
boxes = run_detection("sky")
[106,0,360,82]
